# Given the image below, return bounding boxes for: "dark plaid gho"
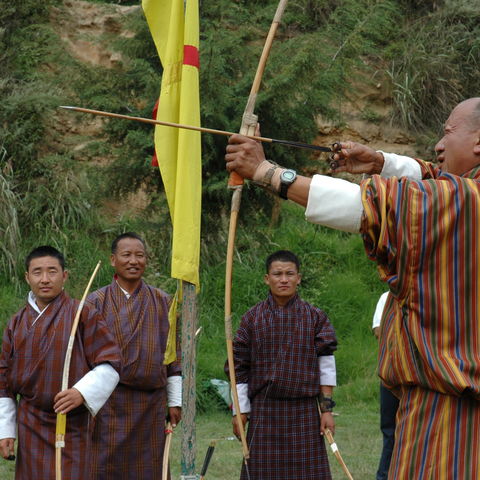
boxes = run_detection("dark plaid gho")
[87,279,181,480]
[228,293,337,480]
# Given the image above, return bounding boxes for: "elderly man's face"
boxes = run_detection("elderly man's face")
[435,99,480,176]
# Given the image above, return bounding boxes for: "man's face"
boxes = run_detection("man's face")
[264,260,301,302]
[25,256,68,309]
[435,100,480,176]
[110,238,146,283]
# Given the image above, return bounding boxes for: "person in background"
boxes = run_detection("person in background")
[227,250,337,480]
[87,232,182,480]
[0,245,120,479]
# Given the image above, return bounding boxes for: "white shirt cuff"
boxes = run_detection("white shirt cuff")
[372,292,389,329]
[167,375,182,407]
[379,151,421,180]
[0,398,16,439]
[231,383,250,416]
[305,175,363,233]
[319,355,337,386]
[73,363,119,417]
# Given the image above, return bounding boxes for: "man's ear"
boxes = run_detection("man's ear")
[296,273,302,286]
[110,254,116,268]
[473,129,480,154]
[62,270,69,285]
[264,273,270,285]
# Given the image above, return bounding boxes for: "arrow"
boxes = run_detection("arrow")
[59,105,332,153]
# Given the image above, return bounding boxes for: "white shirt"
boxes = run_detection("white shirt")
[305,152,420,231]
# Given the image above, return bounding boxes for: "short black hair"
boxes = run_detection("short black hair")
[265,250,300,273]
[111,232,146,254]
[25,246,65,271]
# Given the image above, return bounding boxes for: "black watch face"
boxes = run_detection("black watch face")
[282,170,296,182]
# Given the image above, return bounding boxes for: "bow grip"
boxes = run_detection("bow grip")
[228,113,258,188]
[228,171,245,188]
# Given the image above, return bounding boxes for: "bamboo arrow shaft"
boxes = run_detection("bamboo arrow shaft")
[59,106,331,153]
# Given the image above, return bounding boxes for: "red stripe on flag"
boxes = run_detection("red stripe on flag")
[183,45,199,68]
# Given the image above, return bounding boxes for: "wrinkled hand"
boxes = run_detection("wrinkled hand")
[0,438,14,459]
[168,407,182,428]
[232,413,248,441]
[54,388,84,414]
[225,129,266,180]
[330,141,384,175]
[320,412,335,436]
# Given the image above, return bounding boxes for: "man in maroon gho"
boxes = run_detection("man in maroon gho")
[226,250,337,480]
[0,245,121,479]
[87,232,182,480]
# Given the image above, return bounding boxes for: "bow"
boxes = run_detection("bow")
[162,421,174,480]
[55,261,102,480]
[316,399,354,480]
[224,0,289,467]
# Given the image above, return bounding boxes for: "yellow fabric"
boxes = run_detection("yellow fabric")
[142,0,201,364]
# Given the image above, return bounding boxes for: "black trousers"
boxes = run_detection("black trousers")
[376,383,399,480]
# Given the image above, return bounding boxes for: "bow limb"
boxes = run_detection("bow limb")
[162,421,173,480]
[55,261,102,480]
[316,399,354,480]
[225,0,289,464]
[324,429,354,480]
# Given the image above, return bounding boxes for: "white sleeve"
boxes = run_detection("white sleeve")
[0,398,16,439]
[167,375,182,407]
[231,383,251,416]
[305,175,363,233]
[73,363,120,416]
[372,292,390,329]
[319,355,336,386]
[379,151,422,180]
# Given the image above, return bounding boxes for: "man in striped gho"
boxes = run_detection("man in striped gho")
[227,250,337,480]
[0,246,121,479]
[225,97,480,479]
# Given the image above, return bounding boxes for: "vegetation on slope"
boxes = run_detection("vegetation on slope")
[1,0,479,411]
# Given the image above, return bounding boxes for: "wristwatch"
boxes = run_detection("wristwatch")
[279,169,297,199]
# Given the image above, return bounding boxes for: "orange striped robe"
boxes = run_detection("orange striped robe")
[361,162,480,479]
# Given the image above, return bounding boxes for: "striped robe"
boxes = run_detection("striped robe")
[229,293,337,480]
[87,279,181,480]
[0,291,121,480]
[361,162,480,479]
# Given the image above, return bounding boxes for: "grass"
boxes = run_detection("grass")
[0,396,383,479]
[169,395,383,479]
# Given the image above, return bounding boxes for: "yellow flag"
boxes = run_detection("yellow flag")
[142,0,201,363]
[143,0,201,287]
